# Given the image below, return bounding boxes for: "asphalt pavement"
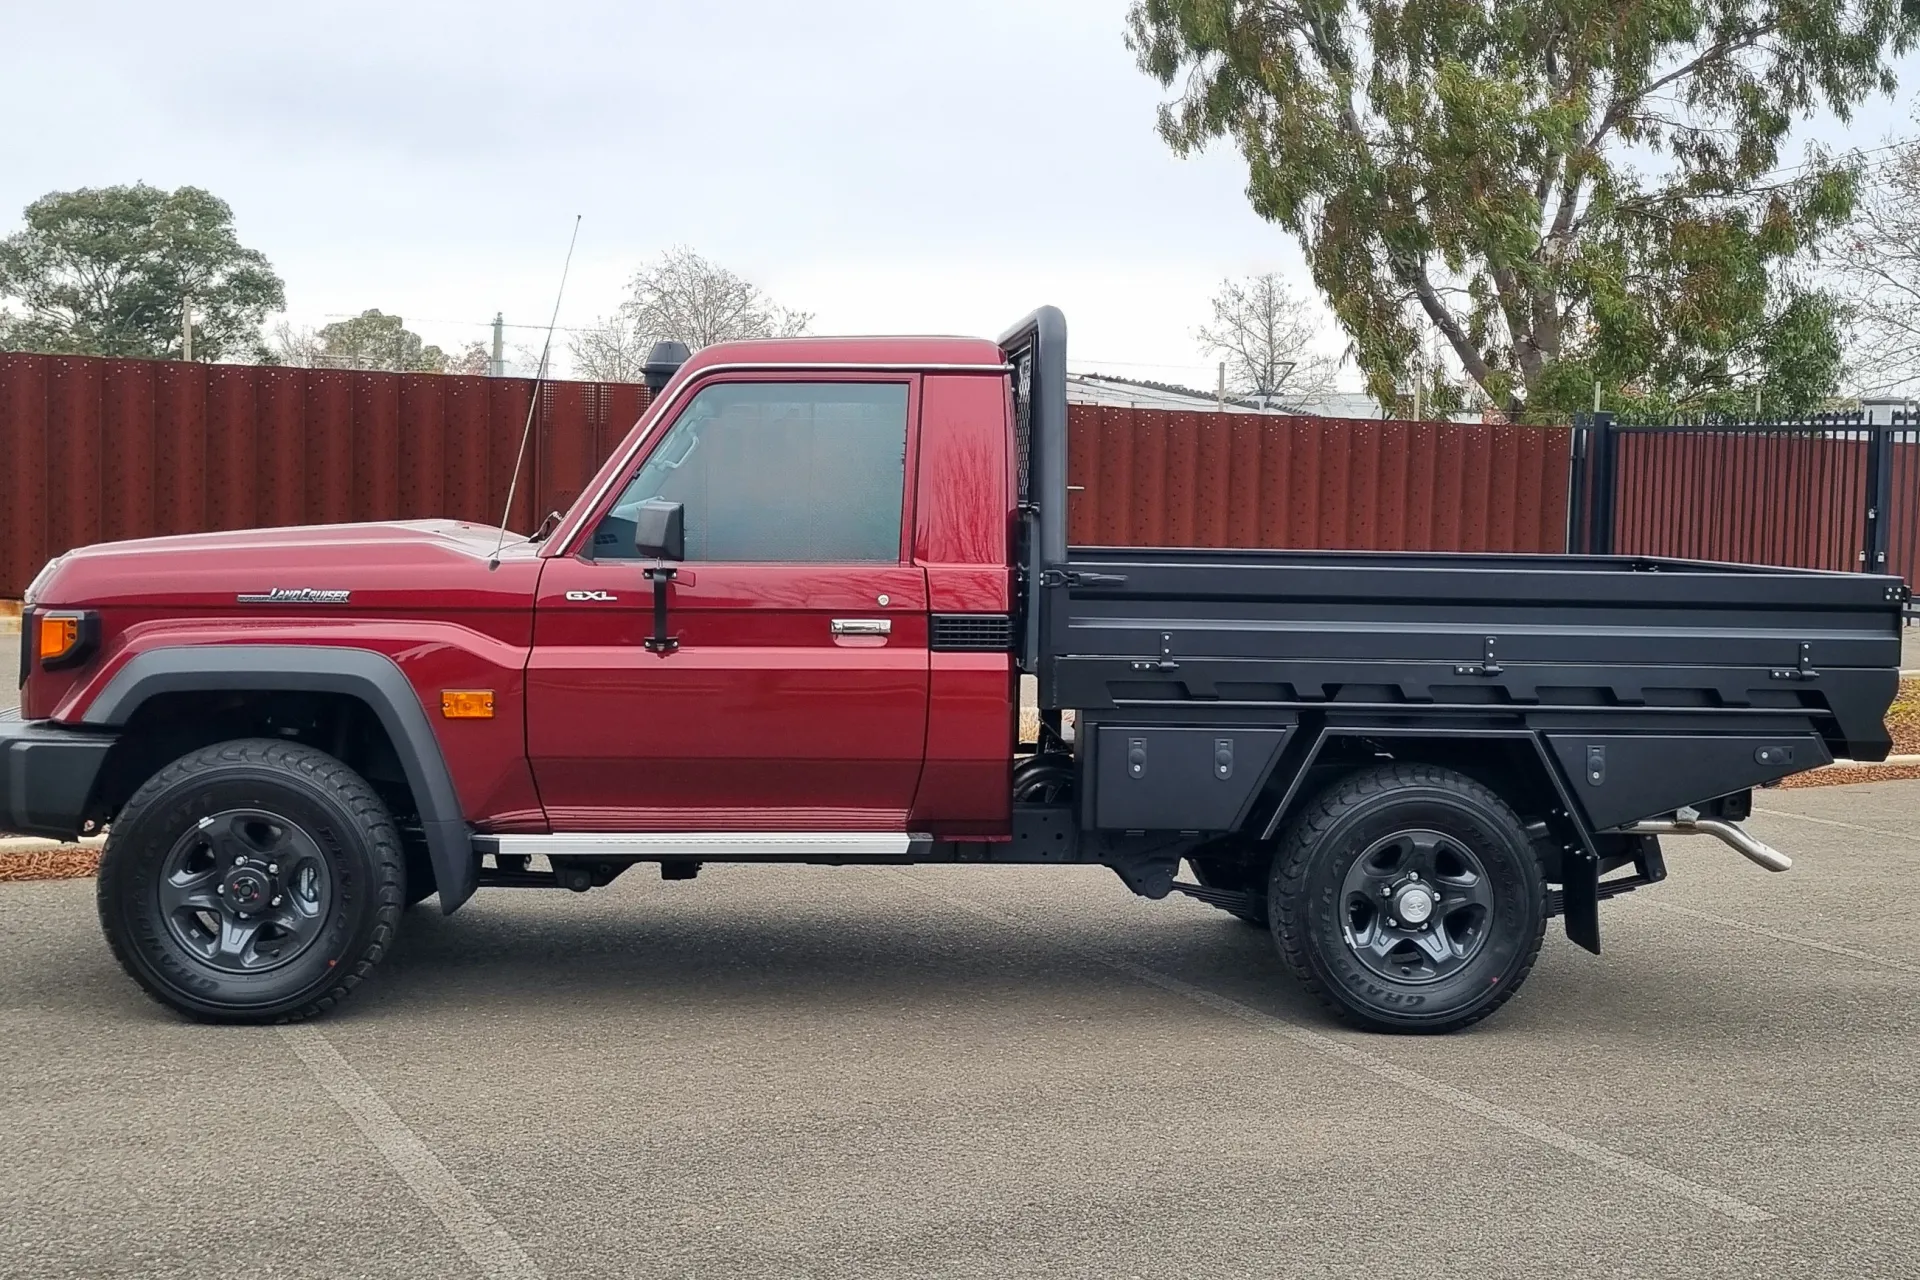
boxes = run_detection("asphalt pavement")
[3,780,1919,1279]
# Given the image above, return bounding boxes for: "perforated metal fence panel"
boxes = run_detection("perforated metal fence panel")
[0,353,650,597]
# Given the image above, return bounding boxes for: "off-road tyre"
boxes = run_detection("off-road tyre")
[97,739,405,1023]
[1269,763,1546,1034]
[1189,855,1270,928]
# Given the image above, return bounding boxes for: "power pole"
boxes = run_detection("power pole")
[181,295,193,362]
[1216,361,1226,412]
[490,312,505,377]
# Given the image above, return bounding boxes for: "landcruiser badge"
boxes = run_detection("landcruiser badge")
[237,588,352,604]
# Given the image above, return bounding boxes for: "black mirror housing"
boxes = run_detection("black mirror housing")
[632,498,684,561]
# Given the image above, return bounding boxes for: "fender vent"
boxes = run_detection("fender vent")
[931,613,1014,652]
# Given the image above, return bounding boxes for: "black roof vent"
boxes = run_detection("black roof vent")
[642,341,691,392]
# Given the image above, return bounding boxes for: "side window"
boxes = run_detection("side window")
[594,381,910,563]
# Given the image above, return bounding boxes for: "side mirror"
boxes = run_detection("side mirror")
[632,498,684,561]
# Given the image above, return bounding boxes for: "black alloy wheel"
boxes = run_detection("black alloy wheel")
[1269,763,1546,1034]
[157,809,334,973]
[98,739,405,1023]
[1337,829,1492,984]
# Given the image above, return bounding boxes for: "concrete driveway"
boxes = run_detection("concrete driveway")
[3,781,1918,1279]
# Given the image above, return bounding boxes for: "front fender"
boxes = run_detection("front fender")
[81,645,478,912]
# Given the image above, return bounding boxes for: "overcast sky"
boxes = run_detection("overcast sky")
[5,1,1917,388]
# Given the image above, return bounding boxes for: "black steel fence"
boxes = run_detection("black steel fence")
[1569,408,1920,614]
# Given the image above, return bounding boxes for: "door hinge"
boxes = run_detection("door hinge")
[1770,642,1819,681]
[1454,635,1504,677]
[1039,568,1128,589]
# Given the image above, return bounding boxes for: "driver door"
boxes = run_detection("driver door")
[526,376,930,831]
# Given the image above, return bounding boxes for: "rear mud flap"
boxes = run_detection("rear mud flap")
[1561,846,1601,954]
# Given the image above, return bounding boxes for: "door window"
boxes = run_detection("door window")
[594,381,909,563]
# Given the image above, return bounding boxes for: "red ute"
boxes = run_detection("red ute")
[4,309,1902,1034]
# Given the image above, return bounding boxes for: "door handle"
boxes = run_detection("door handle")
[831,618,891,636]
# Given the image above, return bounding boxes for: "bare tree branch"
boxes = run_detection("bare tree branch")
[1195,273,1340,405]
[1832,138,1920,397]
[619,247,812,353]
[567,312,651,382]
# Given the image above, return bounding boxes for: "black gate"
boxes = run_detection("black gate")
[1569,408,1920,613]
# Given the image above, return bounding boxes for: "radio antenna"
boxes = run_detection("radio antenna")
[489,213,582,570]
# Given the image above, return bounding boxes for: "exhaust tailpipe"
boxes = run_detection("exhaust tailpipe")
[1626,817,1792,872]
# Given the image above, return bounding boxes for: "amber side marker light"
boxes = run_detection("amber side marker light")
[37,610,97,669]
[441,690,495,719]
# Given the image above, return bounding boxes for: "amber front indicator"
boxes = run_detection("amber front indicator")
[37,611,96,669]
[441,690,495,719]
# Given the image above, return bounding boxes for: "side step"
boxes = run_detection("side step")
[472,832,930,861]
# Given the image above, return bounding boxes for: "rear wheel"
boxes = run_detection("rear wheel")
[97,739,405,1023]
[1269,763,1545,1034]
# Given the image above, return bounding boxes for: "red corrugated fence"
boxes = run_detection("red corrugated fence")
[1,353,1577,598]
[1,353,649,597]
[1609,429,1867,572]
[1066,404,1573,553]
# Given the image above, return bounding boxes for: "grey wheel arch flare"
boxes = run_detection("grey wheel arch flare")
[83,645,476,912]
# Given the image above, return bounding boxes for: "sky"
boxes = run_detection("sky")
[3,0,1918,390]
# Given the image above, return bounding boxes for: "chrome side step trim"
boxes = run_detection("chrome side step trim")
[472,832,925,860]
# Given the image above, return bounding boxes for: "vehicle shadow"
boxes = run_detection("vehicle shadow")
[4,878,1837,1047]
[343,889,1800,1045]
[367,895,1292,1014]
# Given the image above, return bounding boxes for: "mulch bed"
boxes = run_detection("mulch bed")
[7,681,1920,882]
[1888,675,1920,755]
[0,845,100,882]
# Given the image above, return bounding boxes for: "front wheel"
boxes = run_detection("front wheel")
[97,739,405,1023]
[1269,764,1546,1034]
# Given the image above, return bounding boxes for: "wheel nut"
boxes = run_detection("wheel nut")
[234,856,246,866]
[271,896,283,907]
[268,863,278,874]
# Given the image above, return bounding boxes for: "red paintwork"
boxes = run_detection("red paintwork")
[911,375,1017,835]
[27,520,547,830]
[22,335,1022,839]
[527,369,936,831]
[529,559,931,830]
